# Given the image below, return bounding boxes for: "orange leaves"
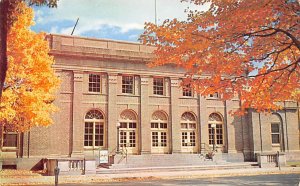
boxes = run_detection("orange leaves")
[142,0,300,114]
[0,2,59,132]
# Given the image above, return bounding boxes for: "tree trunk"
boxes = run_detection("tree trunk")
[0,0,8,102]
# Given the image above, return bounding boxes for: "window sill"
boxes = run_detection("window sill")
[272,144,280,147]
[149,95,170,98]
[84,147,104,150]
[83,92,105,95]
[206,98,222,100]
[2,147,18,151]
[117,94,139,97]
[180,96,197,100]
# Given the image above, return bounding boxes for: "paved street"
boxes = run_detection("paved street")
[49,174,300,186]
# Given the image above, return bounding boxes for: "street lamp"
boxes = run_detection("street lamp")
[116,122,120,153]
[211,123,216,151]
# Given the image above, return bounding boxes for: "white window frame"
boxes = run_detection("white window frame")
[153,77,164,95]
[88,74,101,93]
[122,75,134,94]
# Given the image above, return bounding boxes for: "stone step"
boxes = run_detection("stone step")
[96,162,259,174]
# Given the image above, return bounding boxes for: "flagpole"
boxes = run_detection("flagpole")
[155,0,157,25]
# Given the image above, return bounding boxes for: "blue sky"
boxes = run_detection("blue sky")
[31,0,208,42]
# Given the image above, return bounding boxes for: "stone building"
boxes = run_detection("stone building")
[1,34,299,169]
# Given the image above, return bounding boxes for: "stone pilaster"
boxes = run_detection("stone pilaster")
[71,71,84,157]
[107,74,118,153]
[140,76,150,154]
[170,78,181,153]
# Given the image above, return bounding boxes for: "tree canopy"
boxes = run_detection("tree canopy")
[0,0,58,101]
[0,2,59,131]
[141,0,300,113]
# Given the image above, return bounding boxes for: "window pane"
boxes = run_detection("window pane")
[120,122,127,128]
[122,76,134,94]
[271,123,280,133]
[129,131,136,147]
[84,122,93,147]
[153,78,164,95]
[152,132,158,147]
[161,132,167,147]
[160,123,167,129]
[272,134,280,144]
[88,74,101,92]
[95,124,104,147]
[183,84,192,97]
[151,123,159,129]
[3,133,18,147]
[182,132,188,146]
[190,132,196,146]
[189,123,196,129]
[181,123,188,129]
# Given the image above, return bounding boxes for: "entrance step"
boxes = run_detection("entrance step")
[96,162,259,174]
[110,154,215,168]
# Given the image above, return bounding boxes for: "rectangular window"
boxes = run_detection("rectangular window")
[190,132,196,146]
[129,122,136,129]
[160,123,167,129]
[120,131,126,147]
[84,122,93,146]
[129,131,136,147]
[181,123,188,129]
[152,132,158,147]
[3,133,18,148]
[161,132,167,147]
[95,123,104,147]
[151,123,159,129]
[271,123,280,144]
[183,84,193,97]
[153,77,164,95]
[182,132,188,146]
[209,92,220,99]
[120,122,127,128]
[208,124,223,145]
[88,74,101,92]
[122,76,134,94]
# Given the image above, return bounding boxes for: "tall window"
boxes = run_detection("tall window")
[119,110,138,152]
[84,110,105,148]
[2,126,18,148]
[271,114,282,145]
[151,111,168,149]
[271,123,280,144]
[183,84,193,97]
[153,77,164,95]
[208,113,223,145]
[89,74,101,92]
[181,112,197,147]
[122,76,134,94]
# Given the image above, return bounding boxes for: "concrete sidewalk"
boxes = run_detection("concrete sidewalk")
[1,167,300,186]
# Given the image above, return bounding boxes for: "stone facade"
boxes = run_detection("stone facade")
[0,34,299,169]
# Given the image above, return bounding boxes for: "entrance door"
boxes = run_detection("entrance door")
[119,122,138,154]
[151,131,168,154]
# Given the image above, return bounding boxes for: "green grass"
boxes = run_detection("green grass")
[286,161,300,167]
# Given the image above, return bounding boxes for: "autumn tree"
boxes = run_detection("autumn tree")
[141,0,300,113]
[0,0,57,100]
[0,1,59,131]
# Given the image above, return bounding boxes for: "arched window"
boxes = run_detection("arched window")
[151,111,168,153]
[84,110,105,148]
[118,110,138,154]
[208,113,223,146]
[181,112,197,149]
